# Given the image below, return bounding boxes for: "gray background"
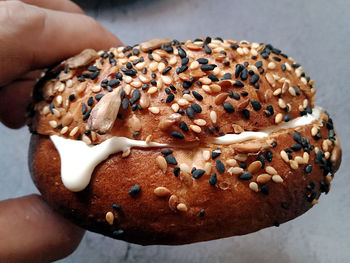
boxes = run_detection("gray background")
[1,0,349,262]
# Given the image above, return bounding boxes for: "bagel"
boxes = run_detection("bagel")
[27,37,342,245]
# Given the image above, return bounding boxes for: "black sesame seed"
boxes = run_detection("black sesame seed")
[212,149,221,159]
[84,130,91,136]
[166,93,175,103]
[179,121,189,132]
[82,109,91,121]
[199,209,206,217]
[273,56,281,62]
[176,65,188,74]
[305,164,313,174]
[230,43,239,50]
[265,105,274,117]
[293,131,302,143]
[307,192,316,202]
[115,72,123,80]
[243,61,249,67]
[132,48,140,55]
[223,102,235,113]
[82,103,87,115]
[232,92,240,100]
[88,66,98,72]
[165,155,178,165]
[261,52,269,59]
[186,107,195,119]
[281,203,289,210]
[192,169,205,179]
[174,167,180,177]
[281,64,286,71]
[216,159,225,173]
[200,64,216,71]
[128,185,141,195]
[181,57,189,65]
[197,58,208,64]
[204,44,212,54]
[111,203,121,211]
[126,62,132,69]
[234,80,245,88]
[192,91,203,101]
[291,143,302,151]
[130,89,141,105]
[266,151,273,162]
[132,131,139,138]
[183,80,193,89]
[171,131,184,139]
[209,173,217,185]
[261,185,269,195]
[240,68,248,81]
[255,61,263,68]
[222,73,232,80]
[161,148,173,156]
[208,74,219,82]
[191,167,197,174]
[250,74,259,85]
[90,71,100,80]
[242,109,250,119]
[235,64,244,78]
[257,155,266,169]
[69,94,75,101]
[284,114,291,122]
[191,103,202,113]
[177,46,187,58]
[124,70,136,77]
[95,93,104,101]
[122,98,129,110]
[251,100,262,111]
[238,172,253,180]
[87,97,93,107]
[162,66,172,75]
[108,78,120,87]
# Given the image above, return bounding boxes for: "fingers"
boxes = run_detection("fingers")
[16,0,84,13]
[0,1,122,86]
[0,194,85,263]
[0,70,40,128]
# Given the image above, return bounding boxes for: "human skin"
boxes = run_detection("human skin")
[0,1,122,262]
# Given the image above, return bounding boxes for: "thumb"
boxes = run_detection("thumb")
[0,194,85,263]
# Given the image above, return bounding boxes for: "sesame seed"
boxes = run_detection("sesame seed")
[154,186,171,197]
[209,173,217,185]
[204,44,212,54]
[216,159,225,173]
[179,121,189,132]
[166,93,175,103]
[190,124,201,133]
[186,107,195,119]
[156,155,167,172]
[171,131,184,139]
[265,166,277,175]
[194,119,206,126]
[192,91,203,101]
[223,102,235,113]
[261,185,269,195]
[192,169,205,179]
[228,167,244,175]
[249,182,259,192]
[242,109,250,119]
[280,150,289,163]
[105,212,114,225]
[210,111,217,124]
[177,47,187,58]
[257,173,271,184]
[110,203,121,211]
[238,172,253,180]
[200,64,217,71]
[112,229,124,236]
[197,58,208,64]
[128,185,141,195]
[165,155,178,165]
[275,113,283,123]
[250,74,259,85]
[283,114,291,122]
[148,107,160,114]
[247,161,262,174]
[305,164,313,174]
[251,100,262,111]
[272,175,283,183]
[177,203,188,212]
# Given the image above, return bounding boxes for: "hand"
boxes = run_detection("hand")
[0,1,122,262]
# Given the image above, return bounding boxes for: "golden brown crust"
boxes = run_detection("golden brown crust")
[29,38,316,144]
[29,113,340,245]
[27,37,342,245]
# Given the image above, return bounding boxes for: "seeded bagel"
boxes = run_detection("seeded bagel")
[28,37,341,245]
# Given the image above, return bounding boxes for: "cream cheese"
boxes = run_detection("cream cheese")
[51,106,322,192]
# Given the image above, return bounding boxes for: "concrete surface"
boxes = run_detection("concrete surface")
[0,0,349,262]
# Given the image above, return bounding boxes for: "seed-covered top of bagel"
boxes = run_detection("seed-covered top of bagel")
[29,37,316,145]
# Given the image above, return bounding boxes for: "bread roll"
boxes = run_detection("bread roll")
[28,37,342,245]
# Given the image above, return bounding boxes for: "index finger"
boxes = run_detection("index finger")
[0,1,122,86]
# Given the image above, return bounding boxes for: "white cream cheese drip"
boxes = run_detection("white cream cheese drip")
[51,106,322,192]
